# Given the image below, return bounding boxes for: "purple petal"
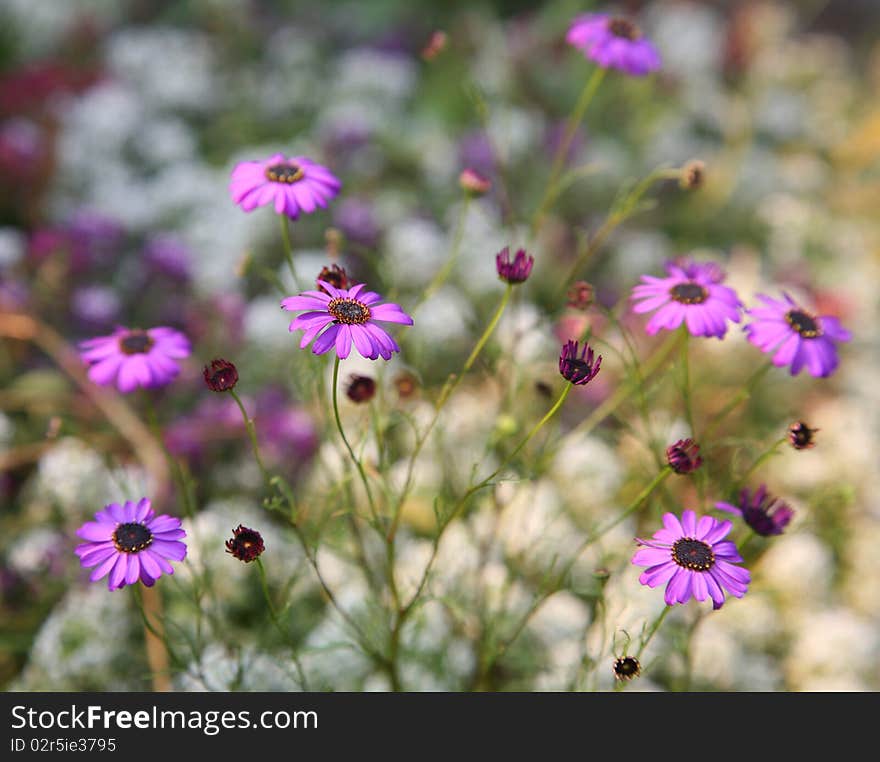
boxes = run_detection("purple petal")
[76,521,115,542]
[151,539,187,562]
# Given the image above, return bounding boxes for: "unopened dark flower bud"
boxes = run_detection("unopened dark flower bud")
[613,656,641,681]
[496,246,534,284]
[559,340,601,385]
[567,280,594,310]
[459,168,491,197]
[346,374,376,404]
[421,30,448,61]
[788,421,818,450]
[316,264,349,294]
[225,525,265,562]
[203,358,238,392]
[679,159,705,190]
[666,438,703,474]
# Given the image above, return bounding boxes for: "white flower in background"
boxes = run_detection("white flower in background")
[0,411,14,447]
[645,1,723,80]
[386,217,448,287]
[485,106,541,167]
[33,438,110,513]
[786,609,878,690]
[133,118,197,167]
[0,0,122,56]
[0,227,26,268]
[409,287,474,345]
[177,644,303,692]
[332,48,417,104]
[105,27,219,112]
[12,585,138,690]
[759,532,834,604]
[549,431,623,514]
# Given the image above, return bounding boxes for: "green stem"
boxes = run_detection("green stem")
[278,215,300,291]
[229,389,273,492]
[738,436,788,487]
[401,382,575,615]
[573,329,684,438]
[391,282,515,540]
[418,197,470,307]
[703,360,774,439]
[637,605,672,659]
[680,329,696,439]
[255,558,309,689]
[332,355,380,527]
[533,67,606,234]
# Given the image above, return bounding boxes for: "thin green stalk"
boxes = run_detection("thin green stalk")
[256,558,309,690]
[738,436,788,487]
[680,329,697,439]
[229,389,273,491]
[637,605,672,659]
[401,382,575,616]
[418,197,471,307]
[332,356,380,527]
[703,360,774,439]
[532,67,606,234]
[573,329,684,438]
[389,283,514,541]
[278,215,300,290]
[553,166,673,298]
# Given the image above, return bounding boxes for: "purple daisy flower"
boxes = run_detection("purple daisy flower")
[75,498,187,591]
[566,14,661,76]
[630,259,743,339]
[229,153,341,219]
[743,293,852,377]
[281,280,413,361]
[496,246,534,284]
[632,510,750,610]
[559,339,602,385]
[715,484,794,537]
[79,326,191,393]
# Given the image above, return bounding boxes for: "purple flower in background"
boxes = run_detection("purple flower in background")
[496,246,534,284]
[143,234,191,281]
[559,340,602,385]
[282,281,413,360]
[333,197,380,247]
[75,498,186,591]
[71,286,121,329]
[630,259,742,339]
[716,484,794,537]
[80,326,191,393]
[230,153,341,219]
[666,438,703,475]
[743,293,851,377]
[632,510,750,610]
[566,14,661,76]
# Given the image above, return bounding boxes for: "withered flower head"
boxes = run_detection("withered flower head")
[203,358,239,392]
[225,525,265,563]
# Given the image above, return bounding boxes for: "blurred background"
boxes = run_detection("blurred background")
[1,0,879,691]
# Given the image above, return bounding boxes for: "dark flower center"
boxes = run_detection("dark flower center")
[328,297,371,325]
[613,656,641,680]
[119,330,154,355]
[785,310,822,338]
[669,282,709,305]
[671,538,715,571]
[562,358,594,378]
[607,18,640,40]
[225,525,264,562]
[264,163,304,184]
[113,522,153,553]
